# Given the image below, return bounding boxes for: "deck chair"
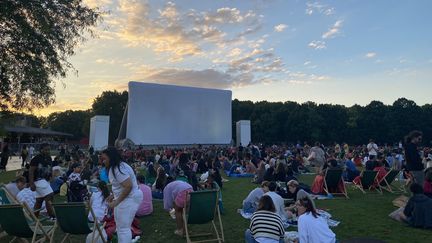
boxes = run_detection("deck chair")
[378,169,402,193]
[323,169,349,198]
[51,202,106,243]
[0,204,54,243]
[183,190,224,243]
[353,170,380,194]
[0,184,19,204]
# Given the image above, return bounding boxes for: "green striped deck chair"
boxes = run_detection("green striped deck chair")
[0,204,54,243]
[51,202,106,243]
[183,190,224,243]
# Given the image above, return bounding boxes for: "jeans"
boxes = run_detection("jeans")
[243,201,256,214]
[244,229,284,243]
[114,191,143,243]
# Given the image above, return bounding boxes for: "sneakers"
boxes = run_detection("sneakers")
[174,229,183,236]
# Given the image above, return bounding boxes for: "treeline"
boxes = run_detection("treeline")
[2,91,431,146]
[233,98,432,145]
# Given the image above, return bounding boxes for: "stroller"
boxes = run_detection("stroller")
[67,181,90,202]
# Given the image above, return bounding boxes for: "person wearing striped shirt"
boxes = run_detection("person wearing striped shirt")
[245,195,285,243]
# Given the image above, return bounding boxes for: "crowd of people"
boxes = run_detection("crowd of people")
[1,129,432,242]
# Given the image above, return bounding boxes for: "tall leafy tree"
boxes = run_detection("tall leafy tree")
[43,110,92,139]
[92,91,128,145]
[0,0,102,110]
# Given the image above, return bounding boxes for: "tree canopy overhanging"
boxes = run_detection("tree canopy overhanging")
[0,0,102,111]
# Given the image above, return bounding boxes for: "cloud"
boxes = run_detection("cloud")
[322,20,343,39]
[83,0,112,8]
[274,24,288,32]
[131,67,233,89]
[365,52,377,58]
[306,2,335,16]
[112,1,264,62]
[308,40,326,49]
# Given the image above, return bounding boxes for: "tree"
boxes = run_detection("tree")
[42,110,92,139]
[0,0,102,110]
[92,91,128,145]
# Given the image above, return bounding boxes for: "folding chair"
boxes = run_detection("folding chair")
[379,169,402,193]
[0,184,19,204]
[0,204,54,243]
[183,190,224,243]
[51,202,106,243]
[353,170,380,194]
[323,169,349,198]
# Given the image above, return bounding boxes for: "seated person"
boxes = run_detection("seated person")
[373,160,388,184]
[265,181,288,222]
[424,167,432,198]
[242,181,270,214]
[245,195,285,243]
[400,183,432,228]
[253,161,266,184]
[16,177,46,213]
[136,175,153,217]
[286,180,314,205]
[365,155,376,171]
[152,167,167,199]
[297,197,336,243]
[203,173,224,213]
[245,160,257,174]
[343,157,360,182]
[274,163,287,182]
[4,176,26,199]
[263,167,275,182]
[88,181,110,222]
[284,180,315,219]
[50,168,64,194]
[67,163,83,184]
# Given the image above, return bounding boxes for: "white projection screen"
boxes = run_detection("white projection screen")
[126,82,232,145]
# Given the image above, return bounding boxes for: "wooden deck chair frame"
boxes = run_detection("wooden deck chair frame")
[51,202,106,243]
[0,203,55,243]
[353,170,381,194]
[323,169,349,198]
[379,169,403,193]
[183,190,224,243]
[0,186,52,241]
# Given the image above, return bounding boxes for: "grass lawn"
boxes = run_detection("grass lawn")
[1,170,432,243]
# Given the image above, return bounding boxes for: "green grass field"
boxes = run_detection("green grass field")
[1,170,431,243]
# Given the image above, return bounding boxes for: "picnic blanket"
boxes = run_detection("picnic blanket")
[224,170,254,178]
[238,209,340,228]
[392,195,409,208]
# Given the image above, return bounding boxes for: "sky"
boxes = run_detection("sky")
[36,0,432,115]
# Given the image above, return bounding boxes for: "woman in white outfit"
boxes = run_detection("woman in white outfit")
[101,147,143,243]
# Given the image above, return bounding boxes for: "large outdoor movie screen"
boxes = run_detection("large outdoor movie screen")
[126,82,232,145]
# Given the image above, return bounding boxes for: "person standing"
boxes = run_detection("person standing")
[0,143,10,171]
[21,145,29,167]
[367,139,378,159]
[29,145,35,159]
[29,143,55,218]
[404,131,424,185]
[101,147,143,243]
[307,142,326,173]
